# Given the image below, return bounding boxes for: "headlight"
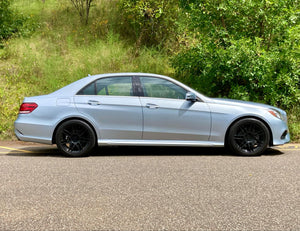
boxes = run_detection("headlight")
[268,109,283,120]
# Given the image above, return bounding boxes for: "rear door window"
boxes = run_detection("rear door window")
[78,77,133,96]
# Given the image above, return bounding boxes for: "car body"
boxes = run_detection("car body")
[14,73,290,157]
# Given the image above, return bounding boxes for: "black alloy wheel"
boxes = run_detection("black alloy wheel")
[227,118,270,156]
[55,119,96,157]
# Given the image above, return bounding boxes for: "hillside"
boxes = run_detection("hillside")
[0,0,173,139]
[0,0,299,141]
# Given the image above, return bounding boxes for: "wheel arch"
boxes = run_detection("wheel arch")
[224,116,273,147]
[52,117,98,145]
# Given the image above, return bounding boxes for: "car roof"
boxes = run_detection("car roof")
[49,72,210,102]
[50,73,179,96]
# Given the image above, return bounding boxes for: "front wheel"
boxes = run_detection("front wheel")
[55,120,96,157]
[227,118,270,156]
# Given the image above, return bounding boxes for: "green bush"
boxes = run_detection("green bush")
[173,0,300,109]
[0,0,38,43]
[119,0,180,49]
[173,38,299,108]
[179,0,299,45]
[1,0,15,41]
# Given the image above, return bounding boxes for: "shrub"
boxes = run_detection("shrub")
[119,0,180,49]
[0,0,38,44]
[0,0,16,41]
[172,0,300,109]
[173,38,299,108]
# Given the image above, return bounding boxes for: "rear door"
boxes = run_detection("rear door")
[74,76,143,140]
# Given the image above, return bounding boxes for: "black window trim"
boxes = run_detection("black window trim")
[132,76,144,97]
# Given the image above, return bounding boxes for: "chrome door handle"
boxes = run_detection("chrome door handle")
[88,100,101,106]
[146,103,159,109]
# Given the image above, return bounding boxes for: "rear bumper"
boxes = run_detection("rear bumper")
[14,119,53,145]
[14,129,52,144]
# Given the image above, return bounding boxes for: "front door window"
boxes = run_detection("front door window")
[139,77,187,99]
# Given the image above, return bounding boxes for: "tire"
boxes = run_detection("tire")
[227,118,270,156]
[55,119,96,157]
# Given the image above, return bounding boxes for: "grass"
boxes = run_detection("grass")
[0,0,299,142]
[0,0,173,139]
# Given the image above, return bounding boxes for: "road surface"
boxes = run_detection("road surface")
[0,141,299,230]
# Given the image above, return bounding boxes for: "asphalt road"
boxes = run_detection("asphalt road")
[0,141,299,230]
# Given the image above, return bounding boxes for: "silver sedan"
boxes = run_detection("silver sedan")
[14,73,290,157]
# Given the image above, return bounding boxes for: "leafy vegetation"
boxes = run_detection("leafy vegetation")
[0,0,18,41]
[0,0,299,141]
[0,0,34,43]
[173,0,300,109]
[119,0,181,50]
[0,0,172,139]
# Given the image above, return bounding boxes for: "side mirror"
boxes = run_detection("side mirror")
[185,92,197,102]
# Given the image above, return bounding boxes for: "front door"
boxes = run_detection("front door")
[138,76,211,141]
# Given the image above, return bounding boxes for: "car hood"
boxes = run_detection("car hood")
[211,98,285,113]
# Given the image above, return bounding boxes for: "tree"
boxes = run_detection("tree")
[70,0,93,25]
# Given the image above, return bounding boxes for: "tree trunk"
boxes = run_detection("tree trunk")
[85,0,92,25]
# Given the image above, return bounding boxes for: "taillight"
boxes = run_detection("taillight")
[19,103,38,114]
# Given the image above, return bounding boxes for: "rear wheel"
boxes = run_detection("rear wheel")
[55,120,96,157]
[227,118,270,156]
